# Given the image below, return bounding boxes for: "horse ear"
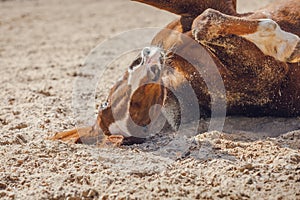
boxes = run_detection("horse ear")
[131,0,237,17]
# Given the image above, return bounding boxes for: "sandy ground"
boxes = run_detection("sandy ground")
[0,0,300,199]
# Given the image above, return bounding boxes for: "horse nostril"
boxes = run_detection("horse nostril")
[149,65,161,81]
[150,65,159,74]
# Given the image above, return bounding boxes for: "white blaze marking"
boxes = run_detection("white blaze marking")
[108,46,163,136]
[128,46,162,93]
[109,120,132,137]
[242,19,299,63]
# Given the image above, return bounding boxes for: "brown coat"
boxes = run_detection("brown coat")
[52,0,300,144]
[140,0,300,117]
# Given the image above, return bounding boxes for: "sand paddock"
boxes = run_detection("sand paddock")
[0,0,299,199]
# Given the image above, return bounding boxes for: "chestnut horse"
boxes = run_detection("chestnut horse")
[51,0,300,145]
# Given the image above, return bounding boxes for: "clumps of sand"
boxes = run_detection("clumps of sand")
[0,0,299,199]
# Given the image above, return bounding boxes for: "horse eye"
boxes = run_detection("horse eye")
[100,102,108,109]
[129,57,142,70]
[142,47,151,57]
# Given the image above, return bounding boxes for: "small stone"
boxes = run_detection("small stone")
[88,189,99,198]
[0,192,6,198]
[66,197,80,200]
[12,111,20,115]
[246,178,253,184]
[14,134,27,144]
[81,190,89,198]
[101,194,109,200]
[9,123,28,131]
[289,154,300,164]
[8,192,15,199]
[0,183,7,190]
[16,159,24,166]
[240,163,254,172]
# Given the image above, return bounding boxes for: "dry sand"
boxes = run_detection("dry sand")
[0,0,299,199]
